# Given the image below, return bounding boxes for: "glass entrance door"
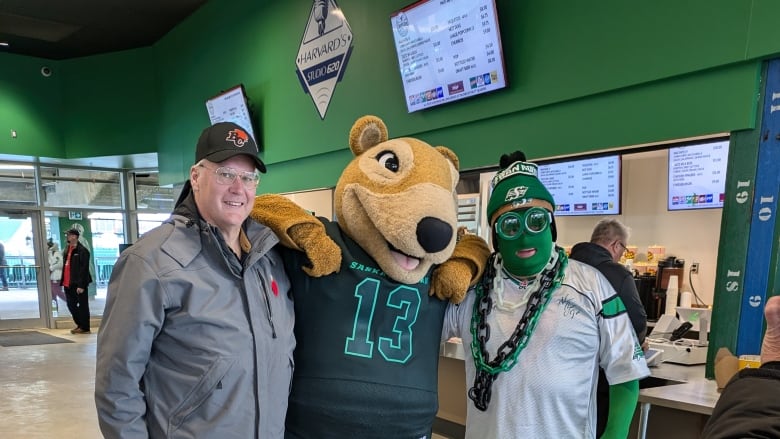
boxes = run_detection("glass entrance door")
[0,209,48,329]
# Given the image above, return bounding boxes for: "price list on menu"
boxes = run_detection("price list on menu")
[391,0,506,112]
[206,86,255,140]
[668,140,729,209]
[539,156,621,216]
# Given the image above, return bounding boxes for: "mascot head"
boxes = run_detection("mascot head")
[334,115,461,284]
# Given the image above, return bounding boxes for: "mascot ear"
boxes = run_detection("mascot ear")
[349,115,389,156]
[435,146,459,171]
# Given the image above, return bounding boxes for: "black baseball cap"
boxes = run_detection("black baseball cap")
[195,122,266,173]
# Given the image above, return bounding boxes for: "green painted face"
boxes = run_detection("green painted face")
[494,208,554,276]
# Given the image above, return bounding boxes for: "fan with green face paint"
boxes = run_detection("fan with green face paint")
[493,207,554,276]
[486,151,557,278]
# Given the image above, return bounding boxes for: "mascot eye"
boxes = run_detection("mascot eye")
[377,151,400,172]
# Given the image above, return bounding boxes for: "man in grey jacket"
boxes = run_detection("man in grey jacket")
[95,122,295,439]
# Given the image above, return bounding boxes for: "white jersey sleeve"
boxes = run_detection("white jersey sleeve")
[571,261,650,384]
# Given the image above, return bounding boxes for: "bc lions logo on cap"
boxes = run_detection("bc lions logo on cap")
[226,128,249,147]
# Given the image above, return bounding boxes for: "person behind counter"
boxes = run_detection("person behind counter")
[701,295,780,439]
[442,151,649,438]
[569,218,648,437]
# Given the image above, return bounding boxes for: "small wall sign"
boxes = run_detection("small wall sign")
[295,0,353,119]
[68,211,83,220]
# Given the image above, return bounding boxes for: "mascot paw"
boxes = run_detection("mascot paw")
[290,223,342,277]
[430,260,473,304]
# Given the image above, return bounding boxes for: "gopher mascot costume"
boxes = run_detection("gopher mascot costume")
[251,115,489,438]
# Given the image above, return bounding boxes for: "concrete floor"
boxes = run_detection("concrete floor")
[0,327,452,439]
[0,286,106,321]
[0,328,102,439]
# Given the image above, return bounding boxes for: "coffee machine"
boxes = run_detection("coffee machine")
[635,273,659,321]
[635,256,685,321]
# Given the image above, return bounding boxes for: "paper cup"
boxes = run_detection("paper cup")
[680,291,693,308]
[738,355,761,369]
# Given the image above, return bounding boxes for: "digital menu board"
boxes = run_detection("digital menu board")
[538,155,621,216]
[205,85,256,141]
[668,139,730,211]
[390,0,507,113]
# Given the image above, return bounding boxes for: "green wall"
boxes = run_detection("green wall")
[0,53,63,158]
[60,48,160,158]
[0,48,158,160]
[2,0,779,194]
[151,0,770,192]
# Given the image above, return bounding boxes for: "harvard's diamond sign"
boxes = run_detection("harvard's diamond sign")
[295,0,353,119]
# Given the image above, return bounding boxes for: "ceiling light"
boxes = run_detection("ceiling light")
[0,42,9,47]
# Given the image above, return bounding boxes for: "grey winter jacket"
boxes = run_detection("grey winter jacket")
[95,194,295,439]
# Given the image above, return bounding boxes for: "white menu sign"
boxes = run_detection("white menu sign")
[539,155,621,216]
[390,0,507,112]
[206,86,256,141]
[668,140,729,210]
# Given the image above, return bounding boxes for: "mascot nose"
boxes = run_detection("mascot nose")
[416,217,453,253]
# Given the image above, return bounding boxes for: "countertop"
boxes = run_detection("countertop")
[640,362,719,415]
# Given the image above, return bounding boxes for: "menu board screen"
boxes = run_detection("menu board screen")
[667,139,730,211]
[390,0,507,113]
[538,155,622,216]
[205,85,256,141]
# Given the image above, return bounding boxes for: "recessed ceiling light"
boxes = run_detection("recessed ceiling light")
[0,42,9,47]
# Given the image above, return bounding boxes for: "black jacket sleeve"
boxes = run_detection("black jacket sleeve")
[71,244,93,289]
[702,362,780,438]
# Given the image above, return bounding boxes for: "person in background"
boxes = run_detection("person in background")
[94,122,294,439]
[442,151,649,438]
[62,228,92,333]
[702,295,780,438]
[0,241,8,291]
[47,240,65,312]
[569,218,648,437]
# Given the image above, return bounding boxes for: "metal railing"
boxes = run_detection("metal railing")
[0,255,117,288]
[0,256,38,288]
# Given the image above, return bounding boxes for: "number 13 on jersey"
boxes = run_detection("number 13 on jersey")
[344,278,422,363]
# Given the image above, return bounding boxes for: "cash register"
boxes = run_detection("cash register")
[647,308,711,365]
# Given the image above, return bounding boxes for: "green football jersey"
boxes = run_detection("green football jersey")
[284,219,447,439]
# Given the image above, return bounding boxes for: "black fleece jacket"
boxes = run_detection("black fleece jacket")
[569,242,647,342]
[702,362,780,438]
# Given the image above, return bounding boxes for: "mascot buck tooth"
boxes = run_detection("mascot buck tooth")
[251,115,489,438]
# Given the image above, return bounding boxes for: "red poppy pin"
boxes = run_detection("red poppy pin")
[271,277,279,296]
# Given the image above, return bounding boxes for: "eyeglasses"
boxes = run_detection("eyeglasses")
[494,207,551,240]
[199,164,260,189]
[615,241,628,252]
